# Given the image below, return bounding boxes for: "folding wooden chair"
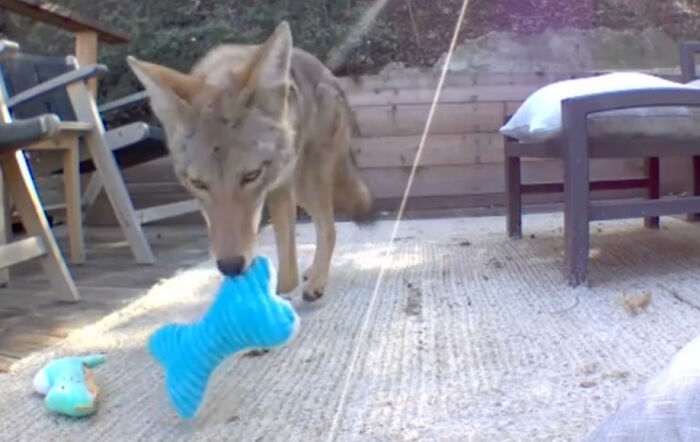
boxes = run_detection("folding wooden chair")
[0,40,198,266]
[0,110,79,300]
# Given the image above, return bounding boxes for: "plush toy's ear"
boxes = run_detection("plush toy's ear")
[33,368,50,395]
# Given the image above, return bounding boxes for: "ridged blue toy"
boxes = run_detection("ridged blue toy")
[148,255,300,419]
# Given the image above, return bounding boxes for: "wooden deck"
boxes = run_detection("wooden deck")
[0,224,209,372]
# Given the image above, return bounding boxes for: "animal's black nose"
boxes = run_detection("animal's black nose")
[216,256,246,276]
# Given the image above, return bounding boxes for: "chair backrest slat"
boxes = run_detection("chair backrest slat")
[0,53,79,194]
[0,53,77,121]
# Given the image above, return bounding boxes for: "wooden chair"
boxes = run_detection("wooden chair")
[0,40,198,265]
[0,111,79,300]
[504,42,700,286]
[0,49,89,265]
[680,41,700,222]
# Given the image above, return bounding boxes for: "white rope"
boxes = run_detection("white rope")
[325,0,472,439]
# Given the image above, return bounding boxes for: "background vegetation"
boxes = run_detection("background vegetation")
[0,0,698,103]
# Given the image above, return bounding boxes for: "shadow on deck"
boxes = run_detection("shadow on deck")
[0,225,210,371]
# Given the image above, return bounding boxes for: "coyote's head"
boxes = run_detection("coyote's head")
[127,22,297,276]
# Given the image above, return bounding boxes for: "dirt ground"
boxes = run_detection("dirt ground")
[344,0,700,75]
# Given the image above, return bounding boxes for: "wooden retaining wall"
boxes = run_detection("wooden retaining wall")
[345,70,691,212]
[80,70,693,224]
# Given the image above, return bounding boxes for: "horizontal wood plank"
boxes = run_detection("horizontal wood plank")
[352,133,505,168]
[371,188,647,213]
[0,236,46,268]
[339,71,595,92]
[119,157,176,183]
[120,159,643,201]
[136,199,199,224]
[354,102,504,137]
[340,71,682,94]
[590,196,700,220]
[360,159,645,199]
[348,85,538,107]
[522,179,649,194]
[126,182,189,196]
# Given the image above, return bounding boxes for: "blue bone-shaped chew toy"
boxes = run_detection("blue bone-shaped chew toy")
[148,255,299,419]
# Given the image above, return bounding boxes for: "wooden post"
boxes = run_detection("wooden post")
[75,30,98,96]
[62,144,85,264]
[690,156,700,222]
[562,104,590,287]
[505,154,522,239]
[0,58,12,285]
[0,167,9,285]
[644,157,660,229]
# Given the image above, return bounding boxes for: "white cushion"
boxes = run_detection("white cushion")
[500,72,700,143]
[687,78,700,89]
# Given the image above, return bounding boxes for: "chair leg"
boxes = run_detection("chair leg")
[563,144,590,287]
[644,157,660,229]
[66,81,154,264]
[690,156,700,222]
[81,172,102,221]
[3,151,78,301]
[505,155,522,238]
[63,145,85,264]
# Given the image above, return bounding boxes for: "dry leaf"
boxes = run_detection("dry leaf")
[620,292,652,315]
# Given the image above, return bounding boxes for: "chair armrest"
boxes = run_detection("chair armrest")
[99,91,149,115]
[0,40,19,59]
[7,64,108,109]
[561,88,700,137]
[562,88,700,117]
[0,114,61,151]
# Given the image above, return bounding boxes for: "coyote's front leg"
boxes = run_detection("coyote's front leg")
[266,185,300,295]
[298,182,336,302]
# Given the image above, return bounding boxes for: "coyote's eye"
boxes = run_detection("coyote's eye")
[241,169,262,185]
[189,178,209,191]
[222,117,241,130]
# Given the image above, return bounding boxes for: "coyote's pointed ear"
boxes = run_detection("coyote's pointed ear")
[248,21,293,87]
[127,56,203,123]
[241,21,293,118]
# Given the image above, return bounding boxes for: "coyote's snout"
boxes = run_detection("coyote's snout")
[128,21,372,299]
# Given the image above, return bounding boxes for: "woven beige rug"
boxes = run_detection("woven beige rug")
[1,214,700,441]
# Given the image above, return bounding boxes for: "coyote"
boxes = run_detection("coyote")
[127,21,372,301]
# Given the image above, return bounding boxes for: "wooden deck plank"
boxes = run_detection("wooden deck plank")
[0,225,209,371]
[0,354,18,372]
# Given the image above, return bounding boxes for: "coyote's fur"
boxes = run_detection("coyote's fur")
[127,21,372,301]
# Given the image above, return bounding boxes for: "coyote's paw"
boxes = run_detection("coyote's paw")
[302,274,326,302]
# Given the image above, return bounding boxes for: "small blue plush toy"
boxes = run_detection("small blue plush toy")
[148,255,299,419]
[33,355,105,417]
